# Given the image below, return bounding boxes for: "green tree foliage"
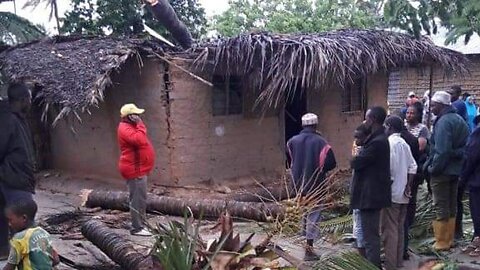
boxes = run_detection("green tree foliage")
[0,11,45,45]
[384,0,480,44]
[61,0,207,38]
[212,0,383,37]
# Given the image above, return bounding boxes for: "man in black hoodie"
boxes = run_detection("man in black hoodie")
[0,82,35,260]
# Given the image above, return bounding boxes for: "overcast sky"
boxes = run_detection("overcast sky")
[1,0,478,53]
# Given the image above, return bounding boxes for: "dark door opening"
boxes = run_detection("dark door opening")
[285,90,307,167]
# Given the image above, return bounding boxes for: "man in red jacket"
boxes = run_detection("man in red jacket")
[118,104,155,236]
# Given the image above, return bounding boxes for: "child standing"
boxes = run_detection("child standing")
[351,124,371,257]
[3,199,59,270]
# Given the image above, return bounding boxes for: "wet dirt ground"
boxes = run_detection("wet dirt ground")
[1,172,480,269]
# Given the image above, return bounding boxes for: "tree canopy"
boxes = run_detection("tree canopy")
[384,0,480,44]
[61,0,207,39]
[212,0,384,37]
[0,11,45,45]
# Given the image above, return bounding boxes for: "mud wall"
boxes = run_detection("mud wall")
[50,59,170,185]
[166,59,285,185]
[309,73,388,168]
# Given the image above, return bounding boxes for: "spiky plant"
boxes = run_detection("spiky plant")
[314,251,378,270]
[0,12,44,45]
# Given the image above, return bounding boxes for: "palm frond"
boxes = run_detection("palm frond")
[314,251,378,270]
[0,12,44,45]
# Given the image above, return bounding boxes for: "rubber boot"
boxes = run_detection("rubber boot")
[432,220,450,251]
[448,217,456,248]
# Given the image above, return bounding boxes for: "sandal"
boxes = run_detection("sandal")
[462,237,480,254]
[469,248,480,257]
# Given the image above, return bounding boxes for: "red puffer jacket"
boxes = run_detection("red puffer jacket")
[117,120,156,180]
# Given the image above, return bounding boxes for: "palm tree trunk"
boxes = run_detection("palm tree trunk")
[52,0,60,34]
[85,191,285,222]
[81,220,157,270]
[148,0,193,49]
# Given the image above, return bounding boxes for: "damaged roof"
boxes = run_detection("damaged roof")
[0,36,166,124]
[192,29,468,108]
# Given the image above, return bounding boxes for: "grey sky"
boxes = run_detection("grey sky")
[0,0,478,53]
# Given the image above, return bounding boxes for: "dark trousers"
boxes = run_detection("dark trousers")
[0,184,34,254]
[127,176,148,232]
[431,175,458,220]
[404,173,423,255]
[360,209,381,269]
[456,184,466,238]
[470,187,480,238]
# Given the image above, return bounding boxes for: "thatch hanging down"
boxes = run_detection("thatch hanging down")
[192,29,468,108]
[0,36,167,124]
[84,190,285,222]
[81,219,156,270]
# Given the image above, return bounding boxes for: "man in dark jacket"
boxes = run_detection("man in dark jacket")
[425,91,469,251]
[351,106,391,269]
[0,83,35,259]
[287,113,336,260]
[447,85,469,239]
[461,115,480,240]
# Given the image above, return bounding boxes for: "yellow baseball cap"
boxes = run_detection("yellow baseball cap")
[120,103,145,117]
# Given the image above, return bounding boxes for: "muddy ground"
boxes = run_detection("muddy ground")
[1,171,480,270]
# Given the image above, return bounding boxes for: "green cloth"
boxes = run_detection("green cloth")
[431,175,458,221]
[7,227,54,270]
[428,107,469,176]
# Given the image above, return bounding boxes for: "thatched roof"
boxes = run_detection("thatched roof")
[192,29,468,108]
[0,36,166,124]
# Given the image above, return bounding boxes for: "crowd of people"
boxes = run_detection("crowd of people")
[0,79,479,269]
[288,86,480,268]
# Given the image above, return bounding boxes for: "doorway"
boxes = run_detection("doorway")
[284,90,307,167]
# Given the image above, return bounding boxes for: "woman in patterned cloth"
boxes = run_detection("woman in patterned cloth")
[403,102,430,259]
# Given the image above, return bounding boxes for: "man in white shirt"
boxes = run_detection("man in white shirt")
[382,116,418,270]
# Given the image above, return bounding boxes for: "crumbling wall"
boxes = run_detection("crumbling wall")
[51,59,170,185]
[166,59,285,186]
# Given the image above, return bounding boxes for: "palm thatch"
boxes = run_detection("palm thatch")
[192,29,468,108]
[0,36,166,124]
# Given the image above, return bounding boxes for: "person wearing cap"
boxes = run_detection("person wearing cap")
[350,106,391,268]
[461,115,480,251]
[117,103,156,236]
[287,113,337,261]
[424,91,469,251]
[382,115,417,270]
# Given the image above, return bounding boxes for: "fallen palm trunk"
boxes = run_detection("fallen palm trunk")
[81,220,155,270]
[228,185,292,202]
[84,190,285,222]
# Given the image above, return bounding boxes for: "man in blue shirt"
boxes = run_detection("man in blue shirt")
[447,85,469,240]
[448,85,468,121]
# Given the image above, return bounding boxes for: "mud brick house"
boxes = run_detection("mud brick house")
[387,44,480,114]
[0,30,467,186]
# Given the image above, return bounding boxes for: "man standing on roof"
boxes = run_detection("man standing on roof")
[117,104,156,237]
[424,91,469,251]
[0,82,36,260]
[350,106,391,269]
[287,113,337,261]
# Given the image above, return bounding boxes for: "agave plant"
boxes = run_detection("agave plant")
[0,11,44,45]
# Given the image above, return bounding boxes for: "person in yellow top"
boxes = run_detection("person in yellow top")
[3,199,59,270]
